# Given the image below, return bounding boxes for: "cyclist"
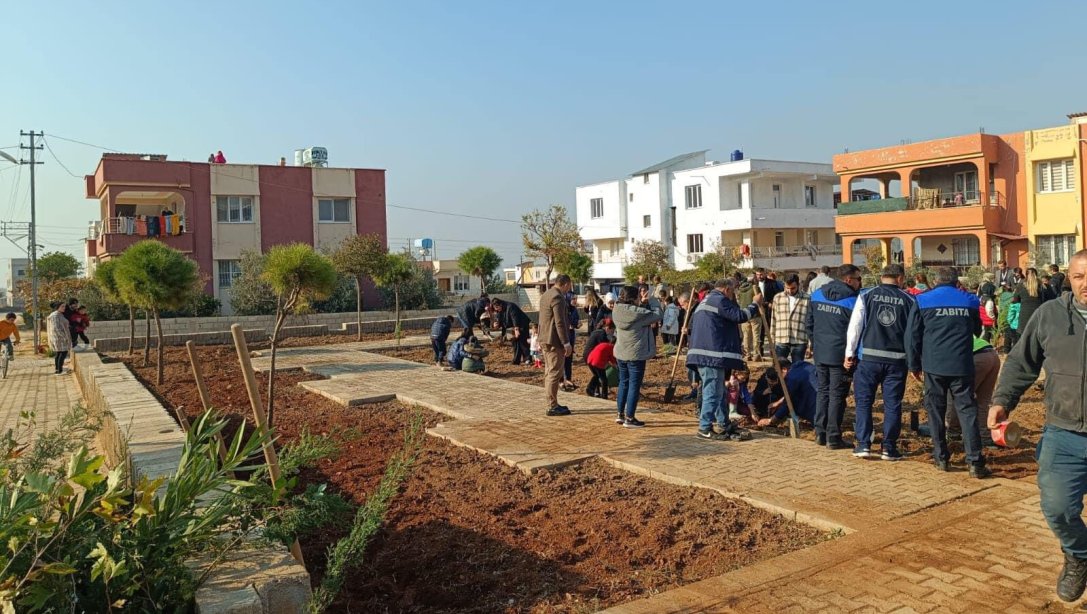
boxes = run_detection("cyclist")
[0,312,20,360]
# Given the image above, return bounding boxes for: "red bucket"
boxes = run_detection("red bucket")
[991,421,1022,448]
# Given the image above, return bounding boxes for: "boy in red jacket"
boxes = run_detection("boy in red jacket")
[586,336,617,401]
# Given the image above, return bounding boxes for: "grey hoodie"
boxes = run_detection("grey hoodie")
[993,294,1087,432]
[611,302,662,362]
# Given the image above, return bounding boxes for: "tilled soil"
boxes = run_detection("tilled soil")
[376,335,1047,479]
[112,345,825,612]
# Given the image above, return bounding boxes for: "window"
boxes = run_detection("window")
[772,184,781,208]
[951,236,981,267]
[216,196,253,223]
[642,215,651,228]
[590,198,604,219]
[217,260,242,288]
[15,270,24,277]
[453,274,470,292]
[954,171,979,202]
[1037,159,1076,193]
[318,198,351,222]
[687,233,704,254]
[643,173,650,184]
[804,185,817,207]
[1037,234,1077,265]
[737,182,744,207]
[505,271,515,282]
[629,193,634,202]
[684,184,702,209]
[774,231,785,248]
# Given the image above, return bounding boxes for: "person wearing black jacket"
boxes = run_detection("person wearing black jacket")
[906,267,989,478]
[755,268,782,358]
[1049,264,1067,297]
[456,296,491,340]
[492,298,531,365]
[1013,268,1056,331]
[805,264,861,448]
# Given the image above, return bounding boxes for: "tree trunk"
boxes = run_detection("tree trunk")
[355,276,363,341]
[395,289,401,347]
[143,310,151,367]
[127,305,135,355]
[266,290,297,430]
[154,308,165,386]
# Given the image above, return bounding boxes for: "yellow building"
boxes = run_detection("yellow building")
[1024,120,1084,265]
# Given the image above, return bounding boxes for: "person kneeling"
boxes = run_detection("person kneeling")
[461,338,489,374]
[757,359,817,428]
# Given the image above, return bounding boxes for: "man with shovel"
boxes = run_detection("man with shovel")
[990,249,1087,603]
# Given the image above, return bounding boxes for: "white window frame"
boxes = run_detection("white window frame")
[772,184,782,208]
[804,185,817,208]
[216,196,254,223]
[318,198,352,223]
[590,198,604,219]
[685,184,703,209]
[453,274,471,292]
[1037,234,1077,266]
[642,215,651,228]
[1037,159,1076,193]
[217,260,242,289]
[686,233,704,254]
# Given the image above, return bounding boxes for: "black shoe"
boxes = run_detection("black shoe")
[547,406,571,417]
[697,429,729,441]
[623,417,645,428]
[934,459,950,472]
[969,464,993,479]
[826,439,848,450]
[881,447,904,461]
[815,433,827,446]
[615,413,624,424]
[1058,553,1087,602]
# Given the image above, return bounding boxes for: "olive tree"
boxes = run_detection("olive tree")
[260,243,337,428]
[521,204,582,283]
[114,241,199,385]
[331,234,388,340]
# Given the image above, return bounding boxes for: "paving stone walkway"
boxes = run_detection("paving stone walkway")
[0,348,81,439]
[252,341,1074,611]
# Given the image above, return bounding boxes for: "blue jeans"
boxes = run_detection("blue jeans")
[852,360,906,450]
[774,343,807,364]
[1038,426,1087,559]
[431,337,446,363]
[697,366,728,432]
[616,360,646,419]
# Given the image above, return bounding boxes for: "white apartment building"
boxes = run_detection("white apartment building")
[575,151,842,286]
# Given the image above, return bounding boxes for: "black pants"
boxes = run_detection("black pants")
[924,372,983,465]
[587,365,609,398]
[77,332,90,345]
[54,350,68,373]
[431,337,446,363]
[815,364,849,441]
[511,327,529,364]
[1002,328,1018,353]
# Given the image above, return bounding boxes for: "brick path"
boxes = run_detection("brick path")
[0,348,81,439]
[251,341,1073,611]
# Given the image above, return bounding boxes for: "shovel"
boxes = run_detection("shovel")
[663,297,696,403]
[758,306,799,438]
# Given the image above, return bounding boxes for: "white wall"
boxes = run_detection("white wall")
[576,180,626,241]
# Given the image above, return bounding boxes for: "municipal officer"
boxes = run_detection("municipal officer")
[905,266,991,478]
[805,263,862,449]
[844,263,916,461]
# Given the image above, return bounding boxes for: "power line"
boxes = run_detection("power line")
[41,137,81,178]
[43,133,122,152]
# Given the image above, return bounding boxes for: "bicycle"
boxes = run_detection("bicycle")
[1,343,10,380]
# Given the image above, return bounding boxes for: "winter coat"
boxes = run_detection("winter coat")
[661,304,680,336]
[47,310,72,352]
[906,284,981,377]
[806,280,859,365]
[611,302,661,362]
[685,289,757,371]
[735,280,755,308]
[430,317,452,342]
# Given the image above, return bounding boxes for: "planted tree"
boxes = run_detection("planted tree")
[114,241,199,384]
[555,251,593,287]
[623,239,672,282]
[260,243,337,428]
[372,252,415,346]
[521,204,582,283]
[229,251,278,316]
[456,246,502,294]
[92,259,137,355]
[331,234,388,340]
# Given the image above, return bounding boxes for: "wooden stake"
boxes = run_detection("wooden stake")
[186,341,234,479]
[173,405,191,432]
[758,309,799,438]
[230,324,305,568]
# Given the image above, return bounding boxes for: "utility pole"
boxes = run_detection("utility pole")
[20,131,43,352]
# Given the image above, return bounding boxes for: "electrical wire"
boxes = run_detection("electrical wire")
[43,133,122,153]
[41,137,81,179]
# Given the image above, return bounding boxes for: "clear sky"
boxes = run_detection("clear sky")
[2,1,1084,285]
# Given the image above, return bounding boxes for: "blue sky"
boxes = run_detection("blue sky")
[2,1,1084,285]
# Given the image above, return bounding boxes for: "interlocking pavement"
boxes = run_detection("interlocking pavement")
[251,340,1075,611]
[0,349,82,440]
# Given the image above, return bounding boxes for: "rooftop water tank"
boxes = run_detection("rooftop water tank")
[730,149,744,162]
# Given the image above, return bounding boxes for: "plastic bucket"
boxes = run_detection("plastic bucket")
[991,421,1022,448]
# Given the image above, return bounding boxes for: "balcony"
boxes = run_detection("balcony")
[837,191,1006,236]
[591,254,627,280]
[87,217,194,258]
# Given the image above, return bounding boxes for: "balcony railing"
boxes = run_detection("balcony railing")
[749,243,843,259]
[88,216,188,240]
[593,254,628,265]
[839,191,1004,215]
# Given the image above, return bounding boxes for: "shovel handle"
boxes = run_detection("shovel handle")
[666,294,697,388]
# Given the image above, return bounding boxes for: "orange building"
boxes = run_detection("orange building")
[834,132,1027,269]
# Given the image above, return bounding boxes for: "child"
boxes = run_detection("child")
[660,296,679,345]
[461,338,489,374]
[448,336,471,371]
[724,366,753,424]
[585,322,617,399]
[74,307,91,348]
[430,314,455,367]
[978,291,997,343]
[528,323,542,368]
[752,361,789,420]
[1004,301,1021,352]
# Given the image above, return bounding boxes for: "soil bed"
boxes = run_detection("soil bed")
[375,334,1047,479]
[112,345,825,612]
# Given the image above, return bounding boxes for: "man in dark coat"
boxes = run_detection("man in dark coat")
[492,298,531,365]
[457,296,491,340]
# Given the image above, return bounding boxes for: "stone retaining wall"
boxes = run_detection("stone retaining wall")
[71,351,311,613]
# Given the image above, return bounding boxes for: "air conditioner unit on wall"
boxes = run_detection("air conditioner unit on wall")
[686,254,699,263]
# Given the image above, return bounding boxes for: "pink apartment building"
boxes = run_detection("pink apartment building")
[85,154,387,311]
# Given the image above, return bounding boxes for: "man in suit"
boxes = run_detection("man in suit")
[995,260,1015,288]
[539,274,574,416]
